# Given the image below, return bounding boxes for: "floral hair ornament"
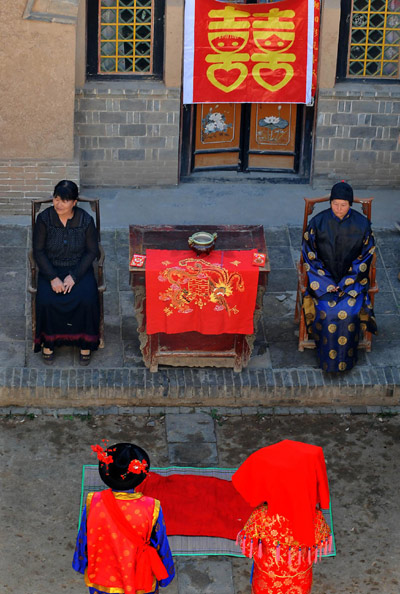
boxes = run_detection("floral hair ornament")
[91,439,115,465]
[120,458,148,481]
[128,459,148,475]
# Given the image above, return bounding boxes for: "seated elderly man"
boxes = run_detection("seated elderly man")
[301,181,377,372]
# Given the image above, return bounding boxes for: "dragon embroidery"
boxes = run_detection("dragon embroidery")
[158,258,245,315]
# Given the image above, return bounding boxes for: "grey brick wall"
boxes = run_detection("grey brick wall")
[313,83,400,187]
[75,82,181,188]
[0,161,79,215]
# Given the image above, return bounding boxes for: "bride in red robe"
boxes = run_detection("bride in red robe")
[233,441,332,594]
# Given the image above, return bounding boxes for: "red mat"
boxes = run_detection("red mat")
[141,472,253,540]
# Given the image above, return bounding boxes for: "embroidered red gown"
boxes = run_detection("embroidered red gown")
[238,505,331,594]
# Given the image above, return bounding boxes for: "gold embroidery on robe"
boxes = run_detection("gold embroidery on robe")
[303,295,316,325]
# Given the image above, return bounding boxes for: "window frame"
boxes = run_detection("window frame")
[336,0,400,82]
[86,0,165,81]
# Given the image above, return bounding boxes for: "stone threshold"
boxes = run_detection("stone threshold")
[1,365,399,408]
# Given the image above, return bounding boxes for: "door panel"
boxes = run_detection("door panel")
[194,152,240,168]
[194,104,242,170]
[248,104,297,170]
[248,154,296,169]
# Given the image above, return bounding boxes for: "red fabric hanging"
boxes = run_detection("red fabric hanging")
[145,249,259,335]
[232,440,330,547]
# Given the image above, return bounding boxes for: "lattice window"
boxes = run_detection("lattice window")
[99,0,153,74]
[86,0,164,79]
[347,0,400,78]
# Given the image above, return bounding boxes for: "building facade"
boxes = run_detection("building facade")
[1,0,399,214]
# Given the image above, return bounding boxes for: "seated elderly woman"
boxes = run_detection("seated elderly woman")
[302,181,377,372]
[33,180,100,365]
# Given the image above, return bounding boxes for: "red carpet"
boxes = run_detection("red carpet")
[141,472,253,540]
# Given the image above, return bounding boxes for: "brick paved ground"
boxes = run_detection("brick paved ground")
[0,223,399,407]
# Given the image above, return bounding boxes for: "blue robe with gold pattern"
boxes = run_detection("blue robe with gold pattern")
[301,207,377,372]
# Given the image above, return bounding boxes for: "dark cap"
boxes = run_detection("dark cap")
[330,181,353,205]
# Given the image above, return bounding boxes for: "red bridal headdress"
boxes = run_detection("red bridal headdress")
[232,440,330,547]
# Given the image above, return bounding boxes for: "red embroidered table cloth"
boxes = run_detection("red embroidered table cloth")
[145,249,259,335]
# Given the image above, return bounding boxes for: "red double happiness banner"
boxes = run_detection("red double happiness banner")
[183,0,320,104]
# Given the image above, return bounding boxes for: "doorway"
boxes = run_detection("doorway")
[180,102,314,181]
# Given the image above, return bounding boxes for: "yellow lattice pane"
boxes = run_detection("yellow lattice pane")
[99,0,153,74]
[348,0,400,78]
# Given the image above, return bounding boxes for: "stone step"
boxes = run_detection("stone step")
[1,365,399,409]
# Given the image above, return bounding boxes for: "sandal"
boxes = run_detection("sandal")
[79,351,91,366]
[42,349,54,365]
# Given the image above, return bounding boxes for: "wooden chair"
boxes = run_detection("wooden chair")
[28,196,106,349]
[294,196,378,352]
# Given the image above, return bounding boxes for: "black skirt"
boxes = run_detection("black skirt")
[34,266,100,352]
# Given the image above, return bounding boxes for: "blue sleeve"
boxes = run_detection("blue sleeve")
[150,506,175,587]
[302,222,337,298]
[72,505,88,575]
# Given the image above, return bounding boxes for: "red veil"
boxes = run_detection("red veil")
[232,440,330,547]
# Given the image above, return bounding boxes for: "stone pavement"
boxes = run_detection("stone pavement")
[0,218,400,407]
[1,409,399,594]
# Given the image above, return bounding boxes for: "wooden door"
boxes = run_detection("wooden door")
[185,102,302,174]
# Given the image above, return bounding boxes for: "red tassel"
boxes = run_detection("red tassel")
[328,535,333,553]
[258,539,263,558]
[276,542,281,563]
[288,547,292,566]
[308,547,311,564]
[249,539,254,558]
[235,531,240,546]
[298,547,302,565]
[241,534,246,555]
[314,546,318,563]
[319,544,323,560]
[324,539,328,555]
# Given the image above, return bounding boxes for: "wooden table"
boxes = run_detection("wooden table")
[129,225,270,372]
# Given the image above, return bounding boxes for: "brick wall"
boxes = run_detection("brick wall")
[75,83,181,188]
[0,161,79,215]
[313,83,400,187]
